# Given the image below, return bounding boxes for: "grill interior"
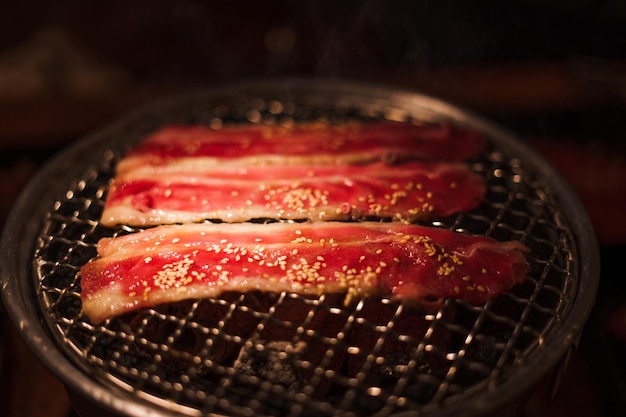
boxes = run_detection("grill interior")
[32,84,579,417]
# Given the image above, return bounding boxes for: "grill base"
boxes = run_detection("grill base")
[1,80,599,417]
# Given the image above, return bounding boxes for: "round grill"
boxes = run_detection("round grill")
[0,80,599,417]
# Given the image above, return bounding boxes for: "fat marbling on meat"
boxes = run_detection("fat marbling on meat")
[101,121,486,226]
[80,222,529,324]
[115,121,485,175]
[101,161,486,226]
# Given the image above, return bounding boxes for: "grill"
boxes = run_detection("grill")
[0,80,600,417]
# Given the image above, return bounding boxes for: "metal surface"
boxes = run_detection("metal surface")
[0,79,600,417]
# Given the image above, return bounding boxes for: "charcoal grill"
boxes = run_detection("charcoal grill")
[0,79,600,417]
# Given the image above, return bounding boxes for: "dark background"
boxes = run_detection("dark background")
[0,1,625,416]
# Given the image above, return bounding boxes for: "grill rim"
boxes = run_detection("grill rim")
[0,78,600,417]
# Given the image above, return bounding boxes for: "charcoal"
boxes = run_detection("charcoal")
[233,340,307,391]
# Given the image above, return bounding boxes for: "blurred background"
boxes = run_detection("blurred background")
[0,1,625,416]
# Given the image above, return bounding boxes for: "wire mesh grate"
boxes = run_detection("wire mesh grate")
[32,91,578,417]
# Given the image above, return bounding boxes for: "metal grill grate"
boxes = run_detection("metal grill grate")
[30,83,581,417]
